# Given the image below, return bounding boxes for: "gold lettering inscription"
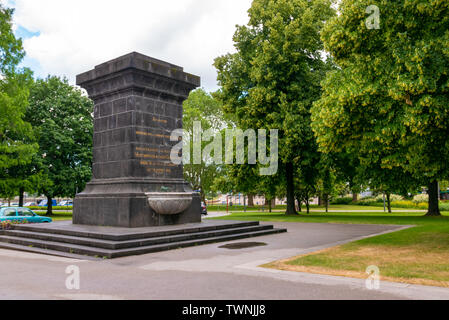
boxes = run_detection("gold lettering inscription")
[135,152,171,160]
[153,117,168,124]
[146,168,171,174]
[135,147,171,154]
[139,160,177,167]
[136,131,171,139]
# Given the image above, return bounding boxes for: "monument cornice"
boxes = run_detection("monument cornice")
[81,82,192,104]
[76,52,200,88]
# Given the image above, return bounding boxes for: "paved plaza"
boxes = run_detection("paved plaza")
[0,221,448,300]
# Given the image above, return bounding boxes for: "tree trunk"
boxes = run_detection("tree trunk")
[427,180,441,216]
[46,195,53,216]
[306,198,310,214]
[285,162,297,215]
[296,196,302,213]
[325,194,329,213]
[19,187,25,207]
[352,193,358,203]
[201,192,206,203]
[268,199,272,213]
[247,194,255,207]
[386,192,392,213]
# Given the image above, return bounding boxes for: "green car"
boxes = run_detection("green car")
[0,207,52,224]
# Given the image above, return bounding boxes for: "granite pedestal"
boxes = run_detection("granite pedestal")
[73,52,201,228]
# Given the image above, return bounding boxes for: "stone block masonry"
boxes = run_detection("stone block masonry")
[73,52,201,228]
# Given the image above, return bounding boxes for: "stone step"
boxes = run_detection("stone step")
[0,242,101,261]
[2,225,274,250]
[0,235,113,258]
[109,228,287,259]
[13,221,261,241]
[0,228,287,259]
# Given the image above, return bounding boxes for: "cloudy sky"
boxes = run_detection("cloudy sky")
[2,0,253,92]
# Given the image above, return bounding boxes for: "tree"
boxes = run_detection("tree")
[312,0,449,216]
[330,151,362,202]
[0,5,24,76]
[26,76,93,215]
[1,159,43,207]
[215,0,335,215]
[0,4,37,196]
[356,137,422,213]
[295,150,321,214]
[182,89,229,202]
[212,163,261,202]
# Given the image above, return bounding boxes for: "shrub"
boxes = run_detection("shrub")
[390,194,404,202]
[390,200,416,209]
[416,202,427,209]
[374,194,404,202]
[413,194,429,204]
[357,197,379,206]
[0,219,29,230]
[330,197,353,205]
[27,206,73,211]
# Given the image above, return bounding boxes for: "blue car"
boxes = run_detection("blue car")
[38,199,57,207]
[0,207,52,223]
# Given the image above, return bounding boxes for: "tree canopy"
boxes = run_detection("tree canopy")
[182,88,229,201]
[215,0,335,214]
[0,4,37,200]
[311,0,449,216]
[26,76,93,214]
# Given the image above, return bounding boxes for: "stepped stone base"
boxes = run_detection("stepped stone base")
[0,220,287,259]
[73,179,202,228]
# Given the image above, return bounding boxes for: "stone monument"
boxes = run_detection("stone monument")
[73,52,201,228]
[0,54,286,258]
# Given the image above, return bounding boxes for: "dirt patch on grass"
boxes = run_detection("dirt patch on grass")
[263,245,449,288]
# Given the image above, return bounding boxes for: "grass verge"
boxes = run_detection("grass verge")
[210,210,449,287]
[37,212,72,221]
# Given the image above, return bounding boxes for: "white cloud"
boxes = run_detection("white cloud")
[10,0,253,91]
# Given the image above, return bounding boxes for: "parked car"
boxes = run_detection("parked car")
[23,202,37,207]
[38,199,57,207]
[0,207,52,223]
[58,200,73,206]
[201,202,207,215]
[10,202,19,207]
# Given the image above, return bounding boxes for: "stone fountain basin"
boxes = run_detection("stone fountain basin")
[146,192,193,215]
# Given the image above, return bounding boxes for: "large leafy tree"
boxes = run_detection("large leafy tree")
[215,0,335,215]
[0,4,37,201]
[312,0,449,216]
[183,89,229,201]
[26,76,93,215]
[356,133,422,212]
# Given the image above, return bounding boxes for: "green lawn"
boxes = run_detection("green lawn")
[208,204,425,212]
[210,209,432,225]
[36,212,72,221]
[210,210,449,287]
